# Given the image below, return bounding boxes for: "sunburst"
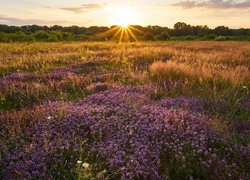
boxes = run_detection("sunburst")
[95,25,145,42]
[94,5,145,42]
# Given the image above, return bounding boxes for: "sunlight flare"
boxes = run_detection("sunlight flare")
[109,5,140,27]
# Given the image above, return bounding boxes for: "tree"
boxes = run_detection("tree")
[174,22,188,30]
[49,31,63,41]
[34,30,49,40]
[0,32,7,42]
[61,32,72,40]
[144,32,155,41]
[8,31,35,42]
[173,22,192,36]
[214,26,232,36]
[158,31,170,41]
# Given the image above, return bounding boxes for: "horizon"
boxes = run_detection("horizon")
[1,0,250,28]
[1,23,250,30]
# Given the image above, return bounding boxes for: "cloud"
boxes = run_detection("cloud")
[60,3,105,14]
[0,15,68,26]
[172,0,250,9]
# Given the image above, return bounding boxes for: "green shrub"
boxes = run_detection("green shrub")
[145,32,155,41]
[204,34,217,40]
[158,31,170,41]
[215,36,227,41]
[6,31,35,42]
[185,36,195,41]
[49,31,63,41]
[0,32,7,42]
[61,32,72,40]
[34,30,49,40]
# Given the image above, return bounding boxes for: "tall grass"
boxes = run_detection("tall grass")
[0,41,250,178]
[150,60,249,87]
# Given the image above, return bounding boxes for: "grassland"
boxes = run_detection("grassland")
[0,41,250,179]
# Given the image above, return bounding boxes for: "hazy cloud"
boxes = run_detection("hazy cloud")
[0,15,68,26]
[172,0,250,9]
[61,3,105,14]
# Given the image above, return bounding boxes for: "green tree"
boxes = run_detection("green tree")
[0,32,7,42]
[214,26,232,36]
[61,32,72,40]
[48,31,63,41]
[158,31,170,41]
[144,32,155,41]
[34,30,49,40]
[8,31,35,42]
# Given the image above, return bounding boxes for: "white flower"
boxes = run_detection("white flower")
[77,160,82,164]
[47,116,52,120]
[82,162,90,169]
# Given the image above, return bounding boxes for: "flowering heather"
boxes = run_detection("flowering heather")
[158,96,206,113]
[0,68,76,82]
[44,68,77,80]
[1,72,37,81]
[86,82,120,93]
[0,101,69,139]
[233,121,250,134]
[0,87,245,179]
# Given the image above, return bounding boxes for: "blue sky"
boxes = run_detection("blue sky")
[0,0,250,28]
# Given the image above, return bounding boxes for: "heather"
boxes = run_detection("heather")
[1,87,248,179]
[0,41,250,179]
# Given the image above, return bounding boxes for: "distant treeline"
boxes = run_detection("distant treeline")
[0,22,250,42]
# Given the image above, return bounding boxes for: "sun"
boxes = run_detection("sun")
[109,6,139,28]
[95,6,145,42]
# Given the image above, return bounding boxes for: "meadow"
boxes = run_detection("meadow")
[0,41,249,179]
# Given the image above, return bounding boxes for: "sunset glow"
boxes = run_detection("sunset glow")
[0,1,250,28]
[109,6,140,28]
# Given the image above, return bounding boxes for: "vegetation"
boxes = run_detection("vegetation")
[0,41,249,179]
[0,22,250,42]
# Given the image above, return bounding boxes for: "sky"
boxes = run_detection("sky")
[0,0,250,28]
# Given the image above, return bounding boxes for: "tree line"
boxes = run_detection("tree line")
[0,22,250,42]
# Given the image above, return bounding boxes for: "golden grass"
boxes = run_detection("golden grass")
[0,41,249,102]
[150,60,249,86]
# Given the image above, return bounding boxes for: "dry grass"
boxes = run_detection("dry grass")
[0,41,249,109]
[150,60,249,86]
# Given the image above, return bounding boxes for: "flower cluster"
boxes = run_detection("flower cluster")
[0,87,245,179]
[0,68,76,82]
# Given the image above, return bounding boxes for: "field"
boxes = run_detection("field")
[0,41,250,179]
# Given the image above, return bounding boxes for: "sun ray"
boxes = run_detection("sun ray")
[127,27,138,42]
[95,26,120,39]
[112,27,123,40]
[92,4,146,42]
[125,28,129,42]
[128,25,146,36]
[119,28,125,43]
[93,24,143,42]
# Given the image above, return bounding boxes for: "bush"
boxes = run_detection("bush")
[145,32,155,41]
[34,30,49,40]
[185,35,195,41]
[74,34,90,41]
[203,34,216,40]
[0,32,7,42]
[61,32,72,40]
[48,31,63,41]
[7,31,35,42]
[158,31,170,41]
[215,36,227,41]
